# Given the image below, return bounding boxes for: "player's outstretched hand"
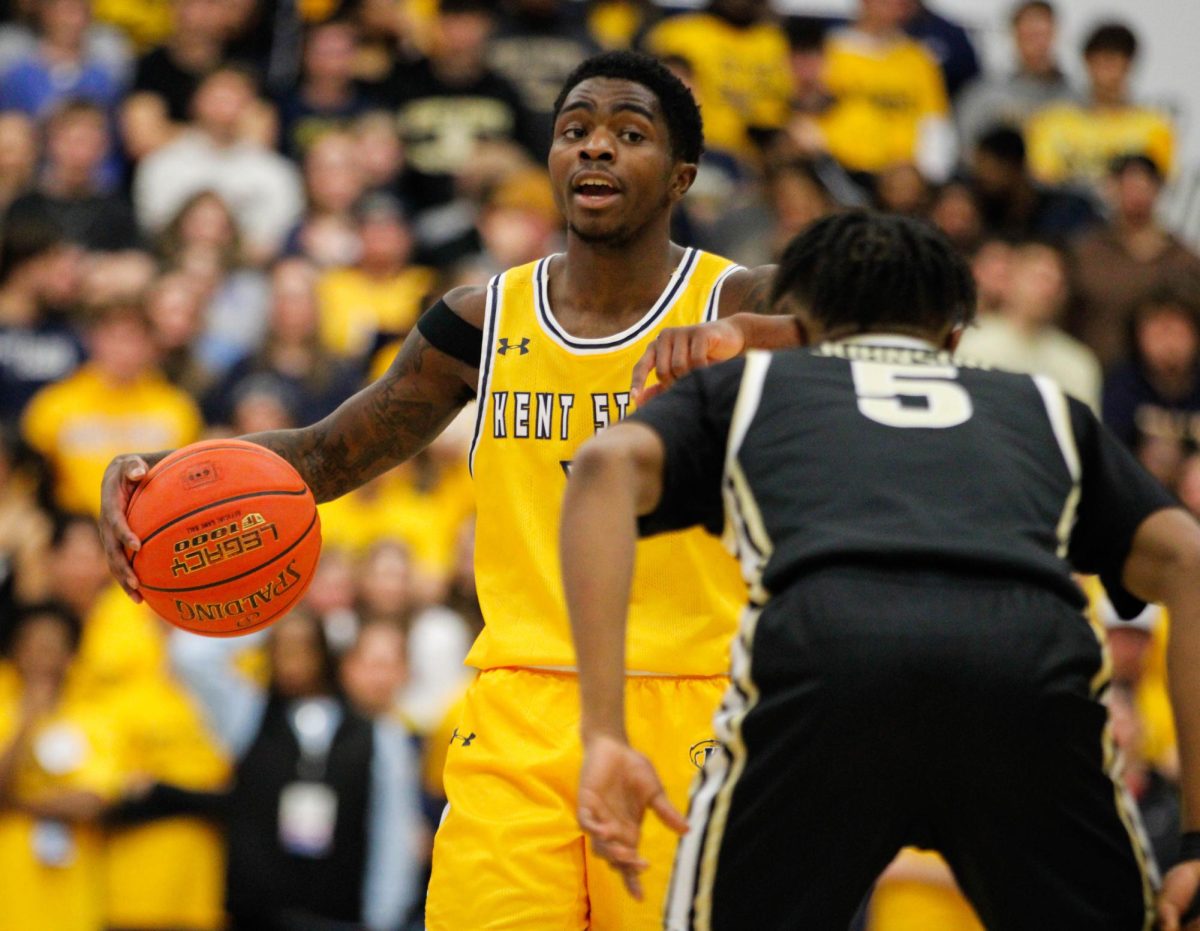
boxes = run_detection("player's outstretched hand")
[99,454,150,603]
[578,733,687,900]
[631,319,746,405]
[1158,859,1200,930]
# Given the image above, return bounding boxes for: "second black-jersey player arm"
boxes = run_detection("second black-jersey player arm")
[630,265,800,403]
[563,362,740,740]
[1124,510,1200,930]
[1061,398,1200,927]
[98,288,485,602]
[563,365,739,894]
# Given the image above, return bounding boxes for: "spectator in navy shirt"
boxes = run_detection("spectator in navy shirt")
[275,19,374,162]
[0,214,85,425]
[1103,293,1200,458]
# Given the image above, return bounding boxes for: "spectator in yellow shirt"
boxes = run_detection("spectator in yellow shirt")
[0,603,123,931]
[21,299,201,515]
[102,675,230,931]
[316,193,437,361]
[815,0,955,181]
[1027,21,1174,189]
[642,0,792,161]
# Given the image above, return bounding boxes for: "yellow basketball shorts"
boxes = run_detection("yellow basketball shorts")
[425,667,728,930]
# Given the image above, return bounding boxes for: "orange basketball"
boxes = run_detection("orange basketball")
[126,439,321,637]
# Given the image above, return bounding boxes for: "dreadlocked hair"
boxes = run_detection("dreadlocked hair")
[771,211,977,335]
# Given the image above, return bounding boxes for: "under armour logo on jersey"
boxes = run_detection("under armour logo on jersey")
[450,728,476,747]
[690,738,720,770]
[497,337,530,356]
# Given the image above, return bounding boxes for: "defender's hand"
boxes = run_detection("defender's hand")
[631,319,746,405]
[577,734,687,900]
[99,455,150,603]
[1159,860,1200,930]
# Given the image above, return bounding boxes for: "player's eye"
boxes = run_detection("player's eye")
[621,130,645,143]
[562,126,586,140]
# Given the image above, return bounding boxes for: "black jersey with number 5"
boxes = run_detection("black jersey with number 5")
[630,336,1176,616]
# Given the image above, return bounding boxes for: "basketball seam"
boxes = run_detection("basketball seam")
[138,511,319,593]
[135,488,310,548]
[130,442,301,509]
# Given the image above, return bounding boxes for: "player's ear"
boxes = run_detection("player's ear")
[669,162,698,202]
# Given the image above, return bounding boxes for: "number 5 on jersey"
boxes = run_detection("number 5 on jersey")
[850,361,973,429]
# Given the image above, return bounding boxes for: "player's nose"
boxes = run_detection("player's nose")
[579,129,615,161]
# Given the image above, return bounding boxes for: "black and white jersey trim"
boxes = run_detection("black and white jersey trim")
[468,273,504,476]
[533,248,699,353]
[703,264,743,324]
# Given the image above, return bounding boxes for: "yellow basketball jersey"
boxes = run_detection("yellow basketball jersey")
[467,248,746,675]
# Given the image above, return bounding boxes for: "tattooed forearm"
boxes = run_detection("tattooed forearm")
[244,332,474,503]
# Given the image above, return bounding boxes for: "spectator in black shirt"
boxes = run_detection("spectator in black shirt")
[381,0,539,216]
[487,0,600,157]
[122,0,227,162]
[562,211,1200,931]
[275,18,374,162]
[10,99,140,252]
[971,124,1100,241]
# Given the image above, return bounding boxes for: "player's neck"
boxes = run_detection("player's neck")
[556,223,681,323]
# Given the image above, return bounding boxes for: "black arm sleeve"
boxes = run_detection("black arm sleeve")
[415,299,483,368]
[627,358,746,538]
[1066,396,1178,618]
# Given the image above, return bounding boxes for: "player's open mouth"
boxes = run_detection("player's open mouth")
[572,174,621,207]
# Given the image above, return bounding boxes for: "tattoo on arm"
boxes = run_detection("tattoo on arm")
[245,332,474,503]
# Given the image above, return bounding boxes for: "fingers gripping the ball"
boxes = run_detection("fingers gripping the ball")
[101,455,151,602]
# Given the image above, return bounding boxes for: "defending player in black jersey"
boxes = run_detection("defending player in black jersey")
[560,211,1200,931]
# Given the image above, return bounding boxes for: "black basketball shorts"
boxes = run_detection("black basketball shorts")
[664,566,1158,931]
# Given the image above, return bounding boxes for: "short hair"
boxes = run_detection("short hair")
[438,0,494,15]
[46,97,106,132]
[552,51,704,164]
[0,207,63,284]
[3,601,83,657]
[1011,0,1054,26]
[1084,21,1137,59]
[771,211,977,333]
[49,510,101,549]
[197,61,260,96]
[1110,152,1163,183]
[786,16,829,52]
[976,125,1027,168]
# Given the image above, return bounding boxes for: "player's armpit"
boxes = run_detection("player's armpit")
[717,265,777,318]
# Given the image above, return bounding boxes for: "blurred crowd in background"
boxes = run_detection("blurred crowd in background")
[0,0,1197,928]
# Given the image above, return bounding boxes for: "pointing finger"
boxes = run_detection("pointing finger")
[630,343,658,399]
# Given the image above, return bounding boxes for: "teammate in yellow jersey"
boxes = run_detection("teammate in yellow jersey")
[99,51,799,929]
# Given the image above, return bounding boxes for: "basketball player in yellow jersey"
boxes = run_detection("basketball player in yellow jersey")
[98,51,800,929]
